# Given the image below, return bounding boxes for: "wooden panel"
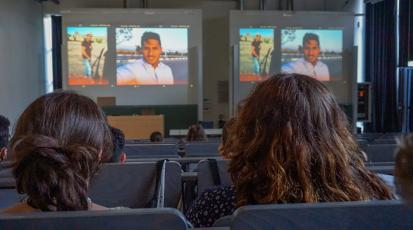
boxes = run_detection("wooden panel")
[97,97,116,107]
[107,115,164,140]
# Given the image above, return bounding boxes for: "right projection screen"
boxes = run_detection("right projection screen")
[280,29,343,82]
[239,28,343,82]
[231,11,356,122]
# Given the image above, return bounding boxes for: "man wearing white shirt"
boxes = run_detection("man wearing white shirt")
[282,33,330,81]
[117,32,174,85]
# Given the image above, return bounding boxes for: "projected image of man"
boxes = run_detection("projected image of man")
[117,32,174,85]
[81,34,93,77]
[251,34,262,76]
[282,33,330,81]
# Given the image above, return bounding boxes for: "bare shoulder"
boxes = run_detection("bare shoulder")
[2,203,37,214]
[3,202,108,213]
[89,202,109,211]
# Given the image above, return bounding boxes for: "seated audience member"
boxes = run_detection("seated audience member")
[0,115,10,161]
[108,126,126,163]
[149,131,163,142]
[186,73,394,227]
[395,134,413,203]
[3,91,113,213]
[186,123,207,142]
[177,138,186,157]
[218,118,235,157]
[218,114,226,129]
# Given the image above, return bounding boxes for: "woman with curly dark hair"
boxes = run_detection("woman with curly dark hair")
[186,73,394,227]
[3,91,113,213]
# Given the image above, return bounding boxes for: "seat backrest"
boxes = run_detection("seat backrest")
[0,208,188,230]
[89,161,182,208]
[379,132,400,139]
[0,167,22,209]
[0,163,13,188]
[231,200,413,230]
[0,164,12,177]
[357,139,369,150]
[356,132,383,141]
[196,159,232,197]
[365,162,395,167]
[0,168,14,187]
[365,143,398,163]
[0,162,182,209]
[125,139,179,144]
[213,215,233,227]
[126,156,225,172]
[0,188,25,209]
[185,142,220,157]
[367,164,394,175]
[123,143,178,158]
[372,139,397,144]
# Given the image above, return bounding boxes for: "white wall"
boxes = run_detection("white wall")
[0,0,45,128]
[44,0,238,124]
[42,0,361,125]
[326,0,364,13]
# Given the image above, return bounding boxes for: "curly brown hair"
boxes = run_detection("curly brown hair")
[223,73,394,207]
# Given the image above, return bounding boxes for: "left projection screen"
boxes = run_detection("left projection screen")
[61,9,202,107]
[67,26,109,86]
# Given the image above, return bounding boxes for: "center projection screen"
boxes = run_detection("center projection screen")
[61,9,202,108]
[229,11,356,123]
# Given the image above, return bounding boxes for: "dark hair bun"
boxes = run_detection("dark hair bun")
[12,135,99,211]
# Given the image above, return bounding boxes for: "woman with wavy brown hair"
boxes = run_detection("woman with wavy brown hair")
[3,91,112,213]
[186,123,208,142]
[187,73,394,227]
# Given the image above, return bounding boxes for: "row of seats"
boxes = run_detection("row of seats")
[0,199,412,229]
[123,141,398,163]
[215,200,413,229]
[356,132,400,143]
[0,159,396,210]
[125,137,222,144]
[0,162,182,209]
[360,144,399,163]
[126,132,398,145]
[0,157,407,229]
[0,208,188,230]
[124,142,221,158]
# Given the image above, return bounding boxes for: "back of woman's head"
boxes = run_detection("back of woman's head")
[224,73,393,206]
[186,123,207,141]
[150,131,163,142]
[11,91,112,211]
[219,118,235,157]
